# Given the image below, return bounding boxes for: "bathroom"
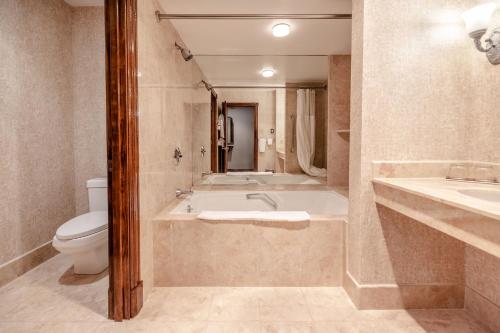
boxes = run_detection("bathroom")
[1,0,500,332]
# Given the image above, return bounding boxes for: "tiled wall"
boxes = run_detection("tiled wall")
[71,7,106,215]
[0,0,105,286]
[327,56,351,186]
[348,0,500,319]
[137,0,210,298]
[154,218,345,287]
[216,89,277,172]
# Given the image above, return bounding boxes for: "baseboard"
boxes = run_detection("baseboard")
[465,287,500,333]
[0,241,58,288]
[344,271,464,309]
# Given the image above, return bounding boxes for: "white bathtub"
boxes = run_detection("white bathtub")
[171,190,348,216]
[201,173,323,185]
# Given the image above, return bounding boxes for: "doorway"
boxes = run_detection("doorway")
[220,102,258,172]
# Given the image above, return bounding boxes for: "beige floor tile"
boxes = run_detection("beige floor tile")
[312,322,362,333]
[261,321,314,333]
[260,303,313,322]
[209,288,260,321]
[205,321,260,333]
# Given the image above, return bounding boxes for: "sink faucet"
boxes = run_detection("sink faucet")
[176,188,193,198]
[246,193,278,210]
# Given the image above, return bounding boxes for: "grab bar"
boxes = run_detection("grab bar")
[246,193,278,210]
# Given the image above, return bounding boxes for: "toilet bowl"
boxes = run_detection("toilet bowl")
[52,211,108,274]
[52,178,108,275]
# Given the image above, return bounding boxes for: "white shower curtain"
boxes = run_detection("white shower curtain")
[296,89,327,177]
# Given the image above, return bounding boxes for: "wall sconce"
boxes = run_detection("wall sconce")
[462,2,500,65]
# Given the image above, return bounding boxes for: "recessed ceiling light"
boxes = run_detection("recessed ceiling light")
[272,23,291,37]
[261,69,275,78]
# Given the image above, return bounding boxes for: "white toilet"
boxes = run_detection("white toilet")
[52,178,108,274]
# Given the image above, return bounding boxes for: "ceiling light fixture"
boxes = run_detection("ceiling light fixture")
[272,23,291,37]
[261,69,275,78]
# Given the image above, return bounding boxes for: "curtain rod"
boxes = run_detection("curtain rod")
[212,85,327,90]
[155,12,352,20]
[195,54,329,57]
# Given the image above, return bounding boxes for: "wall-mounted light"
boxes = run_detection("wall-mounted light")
[261,69,276,78]
[272,23,291,37]
[462,2,500,65]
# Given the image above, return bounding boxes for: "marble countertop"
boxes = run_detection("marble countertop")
[372,178,500,221]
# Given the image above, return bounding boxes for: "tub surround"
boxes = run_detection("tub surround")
[138,0,211,298]
[154,217,345,287]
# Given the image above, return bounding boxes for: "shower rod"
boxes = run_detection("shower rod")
[210,85,328,90]
[155,12,352,20]
[194,54,329,57]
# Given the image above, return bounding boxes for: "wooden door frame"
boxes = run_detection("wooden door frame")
[225,102,259,172]
[105,0,143,321]
[210,91,218,173]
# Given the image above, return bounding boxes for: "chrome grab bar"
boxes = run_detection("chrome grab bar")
[246,193,278,210]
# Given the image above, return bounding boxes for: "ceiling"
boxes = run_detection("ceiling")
[64,0,103,6]
[158,0,352,85]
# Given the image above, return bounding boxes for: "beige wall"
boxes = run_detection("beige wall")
[217,89,276,172]
[0,0,74,270]
[72,7,106,215]
[0,1,105,285]
[327,56,351,186]
[349,0,500,325]
[137,0,210,298]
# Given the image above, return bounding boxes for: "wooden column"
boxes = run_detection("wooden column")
[105,0,143,321]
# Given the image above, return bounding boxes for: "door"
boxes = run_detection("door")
[225,103,259,172]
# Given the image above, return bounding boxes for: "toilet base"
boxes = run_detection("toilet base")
[71,243,108,275]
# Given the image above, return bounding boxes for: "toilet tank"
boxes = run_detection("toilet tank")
[86,178,108,212]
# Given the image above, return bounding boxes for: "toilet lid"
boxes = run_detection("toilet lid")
[56,211,108,240]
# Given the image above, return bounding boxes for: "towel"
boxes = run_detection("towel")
[197,211,310,222]
[259,138,266,153]
[226,171,273,176]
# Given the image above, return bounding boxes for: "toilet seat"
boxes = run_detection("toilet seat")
[56,211,108,240]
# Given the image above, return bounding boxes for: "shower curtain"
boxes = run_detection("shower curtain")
[296,89,327,177]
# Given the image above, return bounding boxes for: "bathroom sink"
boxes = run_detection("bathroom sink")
[458,189,500,203]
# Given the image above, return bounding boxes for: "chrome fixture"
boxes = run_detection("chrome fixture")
[200,145,207,157]
[155,12,352,20]
[246,193,278,210]
[176,188,193,197]
[186,204,193,213]
[202,171,213,177]
[174,42,193,61]
[462,3,500,65]
[174,147,183,163]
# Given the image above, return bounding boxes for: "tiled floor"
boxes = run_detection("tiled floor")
[0,254,492,333]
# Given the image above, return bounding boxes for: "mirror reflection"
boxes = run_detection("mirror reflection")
[192,56,333,186]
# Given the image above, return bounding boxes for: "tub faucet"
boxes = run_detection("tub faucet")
[246,193,278,210]
[176,188,193,198]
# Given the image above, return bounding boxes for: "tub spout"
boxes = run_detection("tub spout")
[246,193,278,210]
[176,188,193,198]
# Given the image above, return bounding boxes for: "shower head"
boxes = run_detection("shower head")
[175,42,193,61]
